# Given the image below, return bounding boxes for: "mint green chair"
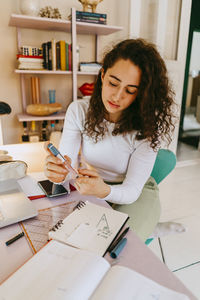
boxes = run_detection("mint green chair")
[145,149,176,245]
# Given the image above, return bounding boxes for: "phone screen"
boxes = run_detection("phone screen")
[38,180,68,198]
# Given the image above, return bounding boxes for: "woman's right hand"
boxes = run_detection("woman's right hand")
[44,142,71,183]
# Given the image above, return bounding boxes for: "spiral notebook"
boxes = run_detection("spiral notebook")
[48,201,129,256]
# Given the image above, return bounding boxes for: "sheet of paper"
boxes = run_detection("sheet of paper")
[66,223,98,248]
[91,265,190,300]
[0,240,110,300]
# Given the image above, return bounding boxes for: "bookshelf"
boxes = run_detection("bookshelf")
[9,8,123,122]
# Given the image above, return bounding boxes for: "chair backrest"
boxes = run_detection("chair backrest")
[150,149,176,185]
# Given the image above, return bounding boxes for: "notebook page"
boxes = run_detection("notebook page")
[90,265,189,300]
[0,240,110,300]
[49,201,128,256]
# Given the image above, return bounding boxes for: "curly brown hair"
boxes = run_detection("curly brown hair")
[84,38,175,150]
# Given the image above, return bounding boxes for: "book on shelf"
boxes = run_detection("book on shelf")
[76,18,107,25]
[65,42,69,70]
[47,41,52,70]
[17,54,43,59]
[0,240,189,300]
[68,43,72,71]
[48,201,129,256]
[42,42,47,69]
[60,40,66,71]
[17,57,44,63]
[51,39,56,71]
[79,62,102,72]
[56,41,61,70]
[76,10,107,18]
[20,46,42,57]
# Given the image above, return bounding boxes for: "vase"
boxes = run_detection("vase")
[19,0,40,16]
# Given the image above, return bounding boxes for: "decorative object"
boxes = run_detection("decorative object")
[79,82,94,96]
[48,90,56,103]
[31,77,40,104]
[26,103,62,116]
[19,0,39,16]
[39,6,61,19]
[78,0,103,13]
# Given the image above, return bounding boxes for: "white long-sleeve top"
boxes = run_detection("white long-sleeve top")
[59,99,157,205]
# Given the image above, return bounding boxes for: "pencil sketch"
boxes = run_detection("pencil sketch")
[96,213,113,239]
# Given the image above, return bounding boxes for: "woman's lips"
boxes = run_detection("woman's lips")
[107,101,120,108]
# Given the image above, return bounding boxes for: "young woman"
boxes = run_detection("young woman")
[44,39,185,241]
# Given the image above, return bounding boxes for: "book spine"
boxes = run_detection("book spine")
[76,11,107,18]
[65,42,69,71]
[47,41,52,70]
[60,40,66,71]
[51,39,56,71]
[77,16,106,21]
[17,54,43,59]
[76,19,106,25]
[42,43,47,69]
[68,44,72,71]
[56,42,61,70]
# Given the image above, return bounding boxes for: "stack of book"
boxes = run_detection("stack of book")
[79,62,102,72]
[17,54,44,70]
[69,11,107,25]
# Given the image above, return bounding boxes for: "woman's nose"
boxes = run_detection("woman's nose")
[112,87,124,101]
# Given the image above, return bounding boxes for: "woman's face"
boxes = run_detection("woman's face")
[101,59,141,122]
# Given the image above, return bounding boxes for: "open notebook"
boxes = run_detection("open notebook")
[0,240,189,300]
[48,201,129,256]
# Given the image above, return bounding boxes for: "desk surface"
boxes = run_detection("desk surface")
[0,172,197,299]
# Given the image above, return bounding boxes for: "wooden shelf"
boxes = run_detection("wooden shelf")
[9,14,123,35]
[15,69,72,75]
[15,70,99,75]
[17,112,66,122]
[77,71,99,75]
[9,14,71,32]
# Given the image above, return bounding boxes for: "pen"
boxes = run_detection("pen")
[47,143,79,178]
[28,194,46,200]
[5,232,25,246]
[108,227,129,253]
[110,237,127,259]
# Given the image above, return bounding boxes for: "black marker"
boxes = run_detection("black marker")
[108,227,129,253]
[5,232,25,246]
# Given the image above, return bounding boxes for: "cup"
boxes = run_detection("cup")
[48,90,56,103]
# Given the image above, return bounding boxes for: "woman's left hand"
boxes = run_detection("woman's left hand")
[74,169,111,198]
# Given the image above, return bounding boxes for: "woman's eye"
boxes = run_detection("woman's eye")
[126,89,137,95]
[109,81,117,87]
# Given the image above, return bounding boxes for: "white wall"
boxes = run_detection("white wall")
[0,0,129,144]
[189,31,200,73]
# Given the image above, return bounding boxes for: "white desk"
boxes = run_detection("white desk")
[0,172,197,299]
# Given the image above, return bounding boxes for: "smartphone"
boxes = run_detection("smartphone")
[38,180,68,198]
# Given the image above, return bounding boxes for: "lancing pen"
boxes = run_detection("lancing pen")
[47,143,79,178]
